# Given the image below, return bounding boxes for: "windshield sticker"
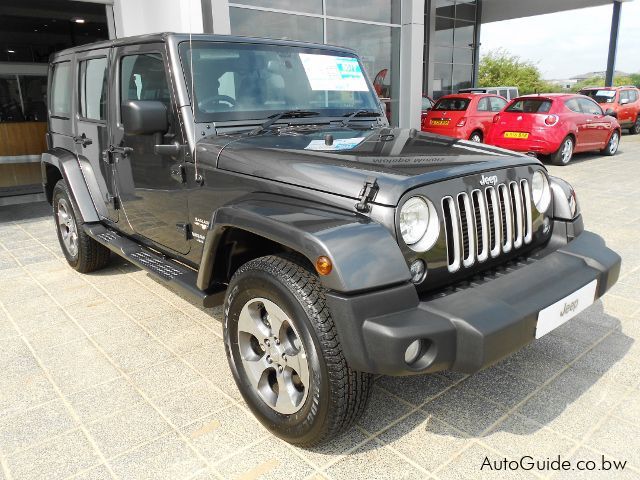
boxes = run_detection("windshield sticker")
[305,137,365,151]
[595,90,616,98]
[299,54,369,92]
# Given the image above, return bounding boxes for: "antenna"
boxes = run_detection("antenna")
[189,0,198,181]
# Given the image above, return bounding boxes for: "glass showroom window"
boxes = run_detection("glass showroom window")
[229,2,402,125]
[429,0,476,99]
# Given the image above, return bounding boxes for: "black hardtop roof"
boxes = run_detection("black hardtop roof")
[50,32,356,61]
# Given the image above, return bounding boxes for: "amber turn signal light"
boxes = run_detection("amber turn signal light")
[315,256,332,276]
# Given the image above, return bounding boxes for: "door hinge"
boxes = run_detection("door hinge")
[176,223,192,240]
[355,177,379,213]
[106,194,120,210]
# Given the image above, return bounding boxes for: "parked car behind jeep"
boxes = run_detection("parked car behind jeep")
[579,86,640,134]
[42,33,621,447]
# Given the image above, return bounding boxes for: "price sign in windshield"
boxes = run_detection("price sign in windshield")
[299,54,369,92]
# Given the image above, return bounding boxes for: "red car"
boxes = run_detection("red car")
[579,86,640,134]
[421,93,507,142]
[485,94,621,165]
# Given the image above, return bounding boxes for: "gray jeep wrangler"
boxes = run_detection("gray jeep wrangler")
[42,33,620,446]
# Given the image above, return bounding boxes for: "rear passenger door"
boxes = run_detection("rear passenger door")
[74,48,119,222]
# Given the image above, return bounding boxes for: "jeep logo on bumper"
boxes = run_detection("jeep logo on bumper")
[480,174,498,186]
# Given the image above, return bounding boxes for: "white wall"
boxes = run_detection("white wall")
[112,0,203,37]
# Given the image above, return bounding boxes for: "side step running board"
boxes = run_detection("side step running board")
[84,224,225,308]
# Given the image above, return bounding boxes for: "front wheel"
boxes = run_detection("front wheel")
[601,130,620,156]
[631,117,640,135]
[550,136,574,165]
[223,255,372,447]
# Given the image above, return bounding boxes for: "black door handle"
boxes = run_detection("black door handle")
[74,133,93,147]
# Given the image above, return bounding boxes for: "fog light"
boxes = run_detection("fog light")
[410,259,426,283]
[404,340,423,365]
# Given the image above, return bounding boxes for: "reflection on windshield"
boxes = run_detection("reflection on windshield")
[179,41,380,123]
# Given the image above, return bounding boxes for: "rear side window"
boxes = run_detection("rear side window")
[565,98,581,113]
[508,89,518,100]
[630,90,639,102]
[498,89,508,99]
[578,98,602,115]
[476,97,490,111]
[79,57,108,121]
[489,96,507,112]
[433,97,470,111]
[50,62,72,117]
[506,99,552,113]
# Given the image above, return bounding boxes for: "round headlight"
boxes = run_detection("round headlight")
[400,197,430,245]
[531,171,551,212]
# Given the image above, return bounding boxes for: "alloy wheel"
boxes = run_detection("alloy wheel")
[237,297,310,414]
[56,198,78,257]
[561,138,573,164]
[609,132,619,155]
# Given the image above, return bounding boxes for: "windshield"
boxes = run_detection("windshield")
[580,89,616,104]
[179,41,380,123]
[432,97,470,111]
[506,99,552,113]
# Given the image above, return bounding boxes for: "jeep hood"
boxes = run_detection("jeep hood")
[206,126,538,206]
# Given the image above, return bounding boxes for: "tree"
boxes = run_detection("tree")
[631,73,640,88]
[571,75,635,92]
[478,49,563,94]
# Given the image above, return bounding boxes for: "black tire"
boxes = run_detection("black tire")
[600,130,620,156]
[223,255,372,447]
[52,179,110,273]
[469,131,483,143]
[549,136,574,166]
[631,116,640,135]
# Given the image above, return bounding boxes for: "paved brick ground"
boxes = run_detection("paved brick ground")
[0,135,639,480]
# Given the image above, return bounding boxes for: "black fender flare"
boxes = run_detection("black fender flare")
[197,194,410,293]
[41,148,105,222]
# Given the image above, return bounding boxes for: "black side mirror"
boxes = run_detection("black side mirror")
[604,108,617,118]
[121,100,168,135]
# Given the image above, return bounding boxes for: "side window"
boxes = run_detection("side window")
[630,90,639,103]
[508,89,518,100]
[578,98,602,115]
[79,57,108,121]
[565,99,581,113]
[498,89,508,99]
[120,53,170,105]
[50,62,72,117]
[490,97,507,112]
[476,97,490,111]
[619,90,629,103]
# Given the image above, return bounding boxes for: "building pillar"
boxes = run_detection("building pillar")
[112,0,204,38]
[605,0,622,87]
[202,0,231,34]
[472,0,483,87]
[399,0,425,129]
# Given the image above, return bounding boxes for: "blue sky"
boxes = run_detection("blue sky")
[480,1,640,79]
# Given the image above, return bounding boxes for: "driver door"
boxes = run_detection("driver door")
[109,43,190,254]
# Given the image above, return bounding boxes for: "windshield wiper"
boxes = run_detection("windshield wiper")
[249,110,320,136]
[341,109,382,127]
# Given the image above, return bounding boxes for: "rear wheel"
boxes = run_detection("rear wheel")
[601,130,620,156]
[469,131,483,143]
[53,180,110,273]
[550,136,574,165]
[224,255,372,447]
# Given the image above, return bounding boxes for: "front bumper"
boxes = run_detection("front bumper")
[326,230,620,376]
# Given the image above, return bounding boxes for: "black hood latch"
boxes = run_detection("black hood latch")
[355,177,379,213]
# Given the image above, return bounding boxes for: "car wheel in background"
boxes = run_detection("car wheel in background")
[601,131,620,156]
[224,254,372,447]
[550,136,574,166]
[469,131,483,143]
[631,116,640,135]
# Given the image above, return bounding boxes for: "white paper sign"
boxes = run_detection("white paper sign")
[595,90,616,98]
[299,54,369,92]
[305,137,365,151]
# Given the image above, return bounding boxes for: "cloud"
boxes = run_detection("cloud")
[480,2,640,79]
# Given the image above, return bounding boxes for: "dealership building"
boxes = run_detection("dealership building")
[0,0,629,202]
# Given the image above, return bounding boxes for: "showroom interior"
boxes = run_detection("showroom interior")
[0,0,626,206]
